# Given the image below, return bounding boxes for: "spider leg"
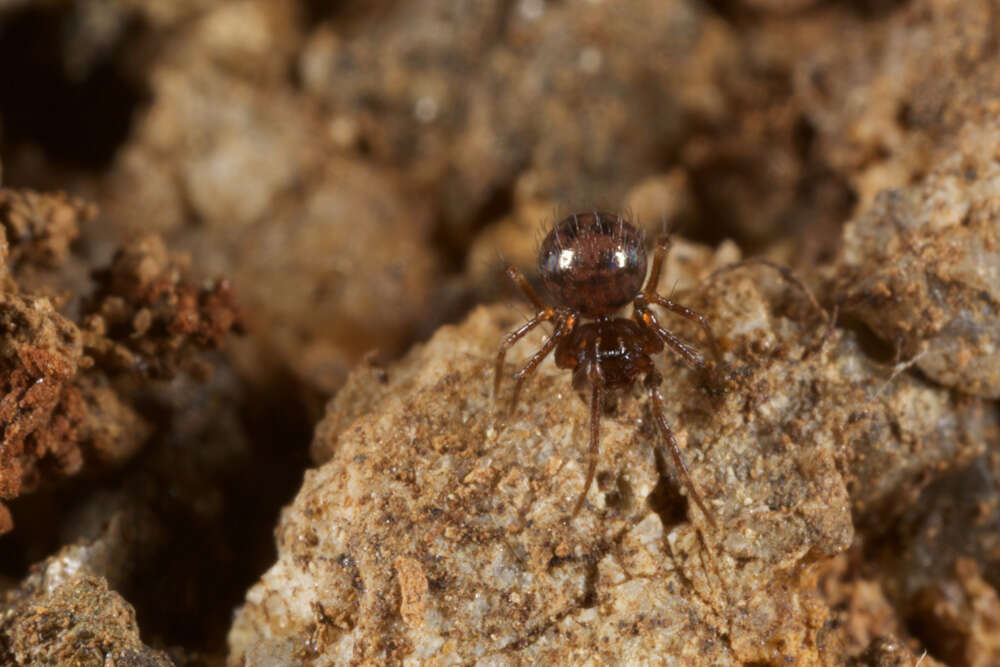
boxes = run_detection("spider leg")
[635,308,709,373]
[644,235,673,294]
[572,380,603,517]
[505,265,547,311]
[647,378,716,528]
[572,336,604,517]
[508,315,575,414]
[645,294,722,367]
[494,308,556,399]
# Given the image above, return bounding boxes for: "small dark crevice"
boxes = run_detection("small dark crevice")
[646,445,689,529]
[699,0,756,22]
[678,167,739,249]
[603,473,634,514]
[904,607,963,667]
[896,101,915,131]
[299,0,400,33]
[834,313,900,366]
[829,0,913,20]
[704,0,911,22]
[580,557,600,609]
[0,372,312,655]
[792,115,817,162]
[0,5,149,173]
[412,180,518,341]
[439,180,516,273]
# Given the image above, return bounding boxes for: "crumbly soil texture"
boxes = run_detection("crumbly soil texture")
[1,0,999,665]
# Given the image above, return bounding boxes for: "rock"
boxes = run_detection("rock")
[102,20,439,398]
[0,187,91,269]
[0,291,105,509]
[230,247,995,664]
[0,550,172,666]
[793,0,1000,209]
[837,121,1000,398]
[84,233,242,379]
[230,160,437,398]
[0,186,240,535]
[299,0,734,233]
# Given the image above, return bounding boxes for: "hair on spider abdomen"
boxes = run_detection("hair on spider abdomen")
[495,210,722,525]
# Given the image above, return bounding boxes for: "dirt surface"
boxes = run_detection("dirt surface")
[0,185,241,534]
[229,248,996,664]
[836,120,1000,398]
[1,0,1000,664]
[0,547,173,666]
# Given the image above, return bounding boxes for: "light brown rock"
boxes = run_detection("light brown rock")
[837,121,1000,398]
[230,243,994,664]
[0,549,173,666]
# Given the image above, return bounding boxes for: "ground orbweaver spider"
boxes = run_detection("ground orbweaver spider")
[494,211,722,524]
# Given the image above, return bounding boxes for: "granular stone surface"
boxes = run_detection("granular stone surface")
[230,250,996,664]
[3,0,1000,664]
[0,548,172,666]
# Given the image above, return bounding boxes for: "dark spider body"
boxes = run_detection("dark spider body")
[555,319,659,390]
[539,216,646,316]
[495,211,722,524]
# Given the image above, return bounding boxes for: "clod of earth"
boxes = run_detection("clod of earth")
[229,243,995,664]
[837,121,1000,399]
[0,547,173,666]
[0,186,242,534]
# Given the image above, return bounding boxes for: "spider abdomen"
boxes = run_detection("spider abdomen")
[538,212,647,317]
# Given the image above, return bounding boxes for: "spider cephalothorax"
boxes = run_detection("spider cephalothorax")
[495,211,722,523]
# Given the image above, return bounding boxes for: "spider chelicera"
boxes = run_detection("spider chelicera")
[494,211,722,524]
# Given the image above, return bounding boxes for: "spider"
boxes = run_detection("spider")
[494,211,723,525]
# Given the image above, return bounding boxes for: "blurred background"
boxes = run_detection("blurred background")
[0,0,997,663]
